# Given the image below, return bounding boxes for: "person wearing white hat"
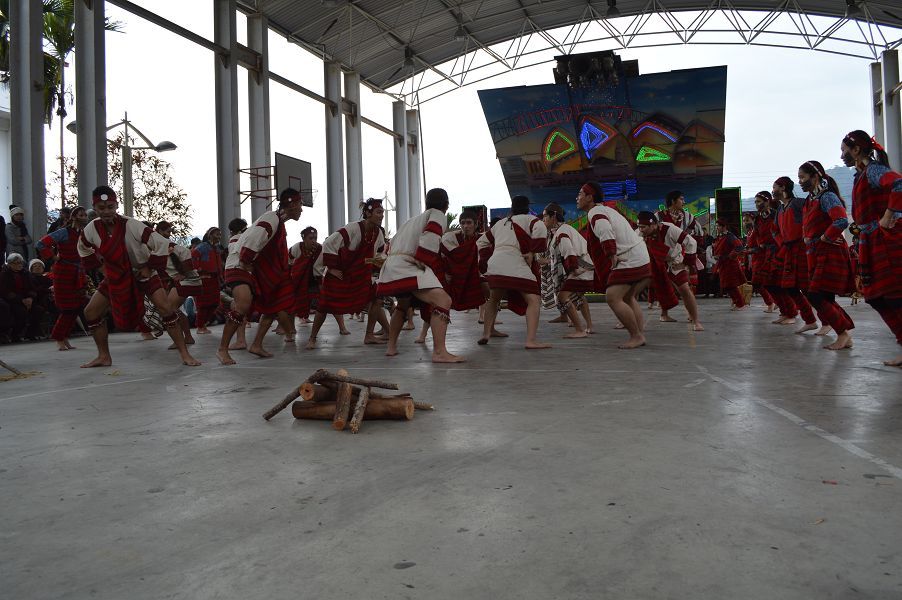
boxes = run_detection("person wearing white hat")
[6,206,33,261]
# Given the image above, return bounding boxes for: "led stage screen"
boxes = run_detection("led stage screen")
[478,65,727,224]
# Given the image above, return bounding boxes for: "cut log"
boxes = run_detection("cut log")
[306,369,399,390]
[292,397,415,421]
[308,381,412,403]
[349,387,370,434]
[262,387,303,421]
[332,382,353,430]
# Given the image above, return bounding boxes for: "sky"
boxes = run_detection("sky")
[40,1,879,240]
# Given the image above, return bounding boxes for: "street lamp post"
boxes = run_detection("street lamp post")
[67,112,176,216]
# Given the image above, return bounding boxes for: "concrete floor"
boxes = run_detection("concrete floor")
[1,298,901,600]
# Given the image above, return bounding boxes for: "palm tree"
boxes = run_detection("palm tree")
[1,0,120,207]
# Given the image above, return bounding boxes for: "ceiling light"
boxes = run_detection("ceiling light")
[403,47,415,68]
[454,23,467,42]
[606,0,621,18]
[844,0,861,18]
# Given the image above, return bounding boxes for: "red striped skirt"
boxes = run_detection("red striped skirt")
[668,269,690,287]
[318,269,374,315]
[778,242,809,290]
[806,239,855,295]
[51,261,88,311]
[561,277,595,293]
[859,224,902,299]
[195,275,221,307]
[606,263,651,287]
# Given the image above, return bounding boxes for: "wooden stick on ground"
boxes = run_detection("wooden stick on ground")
[292,397,415,421]
[413,401,434,411]
[262,386,303,421]
[301,382,412,403]
[308,369,399,391]
[332,382,354,430]
[0,359,22,376]
[349,387,370,434]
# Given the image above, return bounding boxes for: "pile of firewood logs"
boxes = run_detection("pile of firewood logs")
[262,368,432,433]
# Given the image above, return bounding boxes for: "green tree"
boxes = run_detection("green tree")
[47,132,193,237]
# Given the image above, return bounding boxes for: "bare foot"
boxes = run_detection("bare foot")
[273,327,284,335]
[548,315,568,323]
[229,341,247,350]
[795,322,818,334]
[185,336,195,345]
[490,329,508,338]
[414,337,426,344]
[774,316,793,324]
[525,341,552,349]
[660,315,677,323]
[81,356,112,368]
[613,322,625,330]
[305,337,317,350]
[181,354,202,366]
[385,347,399,356]
[824,332,852,350]
[196,327,211,334]
[564,331,588,338]
[298,318,310,325]
[586,328,595,334]
[433,351,466,363]
[815,325,833,336]
[763,306,775,313]
[373,329,385,337]
[731,305,749,311]
[883,354,902,367]
[57,341,71,351]
[402,323,415,331]
[339,329,351,335]
[216,349,236,365]
[248,347,273,358]
[284,335,295,343]
[364,336,387,345]
[141,333,155,341]
[618,336,646,349]
[692,322,705,331]
[477,337,489,345]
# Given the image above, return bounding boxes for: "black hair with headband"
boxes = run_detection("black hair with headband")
[843,129,891,168]
[362,197,383,217]
[279,187,302,206]
[543,202,564,222]
[301,226,317,237]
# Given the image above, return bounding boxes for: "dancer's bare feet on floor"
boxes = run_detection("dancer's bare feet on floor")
[339,329,351,335]
[196,327,211,334]
[402,323,415,331]
[477,337,489,345]
[660,315,677,322]
[564,330,588,338]
[81,355,112,368]
[248,346,273,358]
[57,341,75,351]
[181,354,202,367]
[692,322,705,331]
[774,316,795,324]
[613,322,625,329]
[525,341,552,349]
[618,335,646,349]
[229,341,247,350]
[414,336,426,344]
[141,332,155,341]
[490,329,508,337]
[883,354,902,367]
[385,345,399,356]
[216,349,236,365]
[815,325,833,336]
[548,315,567,323]
[305,337,317,350]
[795,322,818,334]
[824,332,852,350]
[433,351,466,363]
[364,335,387,345]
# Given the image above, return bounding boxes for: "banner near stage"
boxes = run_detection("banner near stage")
[478,55,726,225]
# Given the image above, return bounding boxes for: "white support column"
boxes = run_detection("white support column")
[324,61,345,231]
[247,13,271,220]
[406,109,422,217]
[881,50,901,171]
[9,0,47,237]
[870,61,884,147]
[74,0,108,209]
[214,0,240,236]
[393,101,409,230]
[344,71,363,222]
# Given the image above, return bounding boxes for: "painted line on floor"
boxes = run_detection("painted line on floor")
[695,365,902,480]
[0,377,152,402]
[214,365,684,374]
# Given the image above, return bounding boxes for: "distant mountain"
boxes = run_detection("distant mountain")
[739,165,855,216]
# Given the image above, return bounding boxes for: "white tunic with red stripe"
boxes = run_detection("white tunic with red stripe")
[587,205,650,284]
[377,208,446,296]
[166,242,202,289]
[551,223,594,292]
[477,214,548,293]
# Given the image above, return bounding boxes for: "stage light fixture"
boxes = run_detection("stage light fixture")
[606,0,621,18]
[403,47,415,68]
[453,14,467,42]
[844,0,861,18]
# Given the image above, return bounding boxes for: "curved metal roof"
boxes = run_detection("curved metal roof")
[243,1,902,97]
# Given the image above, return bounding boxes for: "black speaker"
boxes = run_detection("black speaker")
[715,187,742,236]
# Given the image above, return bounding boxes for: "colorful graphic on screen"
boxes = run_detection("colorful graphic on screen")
[478,65,727,222]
